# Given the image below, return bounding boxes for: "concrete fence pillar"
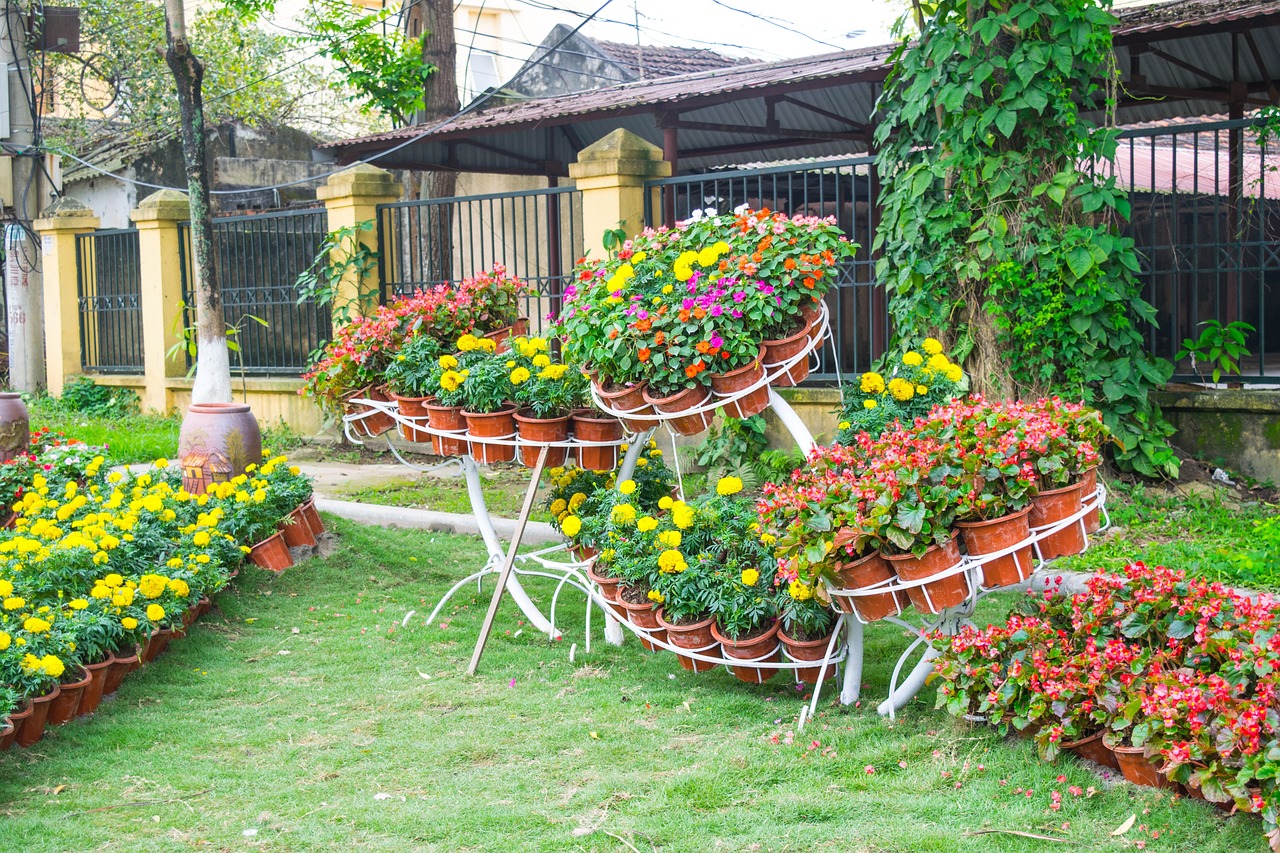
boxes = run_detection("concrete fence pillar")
[568,129,671,260]
[131,189,190,413]
[34,197,99,397]
[316,165,400,325]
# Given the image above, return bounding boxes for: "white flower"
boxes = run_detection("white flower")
[733,203,750,215]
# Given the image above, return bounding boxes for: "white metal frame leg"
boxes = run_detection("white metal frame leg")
[839,615,863,705]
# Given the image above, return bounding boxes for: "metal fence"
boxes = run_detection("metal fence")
[644,156,888,383]
[1110,117,1279,383]
[179,208,331,375]
[75,228,144,374]
[377,185,583,336]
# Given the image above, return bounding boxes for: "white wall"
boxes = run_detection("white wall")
[63,175,137,230]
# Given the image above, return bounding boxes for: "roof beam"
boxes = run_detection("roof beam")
[1143,45,1229,88]
[681,136,859,160]
[776,94,868,133]
[1243,30,1280,103]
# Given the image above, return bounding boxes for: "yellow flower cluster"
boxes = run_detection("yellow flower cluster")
[716,476,743,496]
[657,549,687,573]
[456,333,498,353]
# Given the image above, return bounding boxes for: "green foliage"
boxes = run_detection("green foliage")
[1176,320,1255,385]
[757,448,805,484]
[57,377,139,418]
[694,415,768,489]
[296,221,380,328]
[458,353,512,415]
[875,0,1178,478]
[383,334,445,398]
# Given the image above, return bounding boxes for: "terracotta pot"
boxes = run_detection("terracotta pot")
[248,531,294,571]
[178,402,263,495]
[585,564,624,607]
[389,392,434,443]
[484,318,528,353]
[280,506,318,548]
[884,536,968,615]
[711,620,781,684]
[48,668,92,725]
[344,385,396,439]
[594,381,657,432]
[1030,481,1087,560]
[571,544,598,562]
[300,499,324,536]
[464,406,518,464]
[643,385,714,437]
[1,511,15,529]
[656,609,719,673]
[6,700,31,749]
[513,411,569,468]
[0,392,30,464]
[571,413,623,472]
[197,597,213,618]
[76,656,114,717]
[142,628,174,663]
[957,507,1035,589]
[762,318,814,387]
[181,603,199,629]
[1080,466,1101,534]
[424,402,467,457]
[800,301,824,342]
[710,359,770,419]
[1113,745,1175,789]
[616,587,666,652]
[778,625,838,684]
[16,685,60,748]
[829,551,908,622]
[1062,730,1120,770]
[103,652,138,695]
[0,720,13,751]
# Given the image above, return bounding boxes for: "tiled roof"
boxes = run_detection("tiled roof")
[593,40,755,79]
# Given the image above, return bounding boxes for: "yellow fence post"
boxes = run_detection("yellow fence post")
[34,197,100,397]
[131,189,191,414]
[569,129,671,260]
[316,165,400,325]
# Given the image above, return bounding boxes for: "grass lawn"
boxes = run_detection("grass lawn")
[336,469,555,523]
[27,397,182,465]
[0,517,1265,852]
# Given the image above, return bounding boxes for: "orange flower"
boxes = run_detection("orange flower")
[718,259,730,272]
[803,277,815,289]
[608,328,619,340]
[693,307,706,320]
[784,258,797,271]
[638,347,651,362]
[751,251,763,264]
[696,341,711,354]
[678,309,691,322]
[654,332,665,345]
[636,318,652,332]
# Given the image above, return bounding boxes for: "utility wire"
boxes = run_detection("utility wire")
[706,0,844,52]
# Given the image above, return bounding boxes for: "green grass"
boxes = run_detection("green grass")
[27,397,181,464]
[338,470,555,523]
[1056,480,1280,591]
[0,517,1266,852]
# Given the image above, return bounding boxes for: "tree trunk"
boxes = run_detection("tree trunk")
[165,0,230,403]
[408,0,459,285]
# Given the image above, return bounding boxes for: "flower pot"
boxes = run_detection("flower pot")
[16,685,59,747]
[586,564,624,607]
[197,596,213,618]
[343,385,396,439]
[571,413,623,472]
[142,628,174,663]
[829,551,907,622]
[957,507,1035,589]
[6,700,31,749]
[762,318,814,387]
[389,392,434,443]
[178,402,263,495]
[181,604,199,629]
[463,405,518,464]
[513,411,570,468]
[0,391,30,464]
[280,506,318,548]
[300,498,325,536]
[1061,730,1120,770]
[76,656,114,717]
[656,609,720,673]
[1030,481,1087,560]
[48,668,92,725]
[710,359,770,419]
[1080,466,1100,534]
[425,402,468,457]
[572,544,598,562]
[884,536,968,615]
[103,652,138,696]
[2,511,15,529]
[595,381,657,432]
[616,587,666,652]
[0,720,13,751]
[248,531,294,572]
[800,301,824,342]
[1113,745,1175,789]
[643,385,714,437]
[778,625,838,684]
[711,620,781,684]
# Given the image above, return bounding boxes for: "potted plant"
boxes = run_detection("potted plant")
[510,339,582,468]
[384,333,444,443]
[710,562,781,684]
[215,479,293,571]
[461,265,532,346]
[777,580,839,684]
[835,341,965,444]
[652,545,720,673]
[459,347,517,465]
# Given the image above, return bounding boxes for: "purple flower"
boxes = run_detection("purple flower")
[731,308,744,319]
[709,333,724,349]
[733,291,747,303]
[709,305,723,317]
[758,283,775,295]
[681,298,695,311]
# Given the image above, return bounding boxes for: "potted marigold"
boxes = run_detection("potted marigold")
[835,339,965,444]
[710,561,781,683]
[776,579,838,684]
[384,333,444,443]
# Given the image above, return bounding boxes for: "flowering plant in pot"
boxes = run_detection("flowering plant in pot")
[777,579,839,682]
[384,332,446,439]
[544,465,614,537]
[710,562,781,683]
[460,265,532,335]
[458,349,518,464]
[835,339,965,444]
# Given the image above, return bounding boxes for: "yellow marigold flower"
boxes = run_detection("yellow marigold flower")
[657,530,682,549]
[68,598,88,610]
[23,617,51,633]
[657,549,687,573]
[196,554,210,564]
[922,337,944,355]
[741,568,760,587]
[649,448,662,458]
[457,333,480,352]
[121,617,138,630]
[168,579,190,597]
[154,457,169,469]
[107,471,123,484]
[647,589,664,604]
[139,574,168,599]
[439,370,464,393]
[532,354,551,369]
[887,378,915,401]
[636,516,658,533]
[860,372,885,394]
[568,492,587,511]
[550,499,568,515]
[146,604,165,622]
[916,384,928,395]
[92,551,109,565]
[902,351,923,367]
[438,354,459,370]
[112,588,135,607]
[505,360,517,369]
[0,579,11,598]
[40,654,65,678]
[927,353,950,371]
[509,367,532,385]
[671,503,695,530]
[788,580,814,601]
[661,284,674,295]
[610,503,637,526]
[635,457,648,467]
[716,476,743,496]
[944,363,963,382]
[618,480,637,495]
[538,364,568,380]
[561,515,582,537]
[90,585,110,599]
[697,246,720,267]
[193,531,211,547]
[658,496,674,510]
[3,596,25,610]
[0,631,9,650]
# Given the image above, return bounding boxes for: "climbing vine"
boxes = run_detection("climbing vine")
[873,0,1179,477]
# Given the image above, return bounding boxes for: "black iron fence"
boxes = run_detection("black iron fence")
[644,156,888,383]
[377,185,583,336]
[75,228,144,374]
[1110,117,1279,383]
[179,208,330,375]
